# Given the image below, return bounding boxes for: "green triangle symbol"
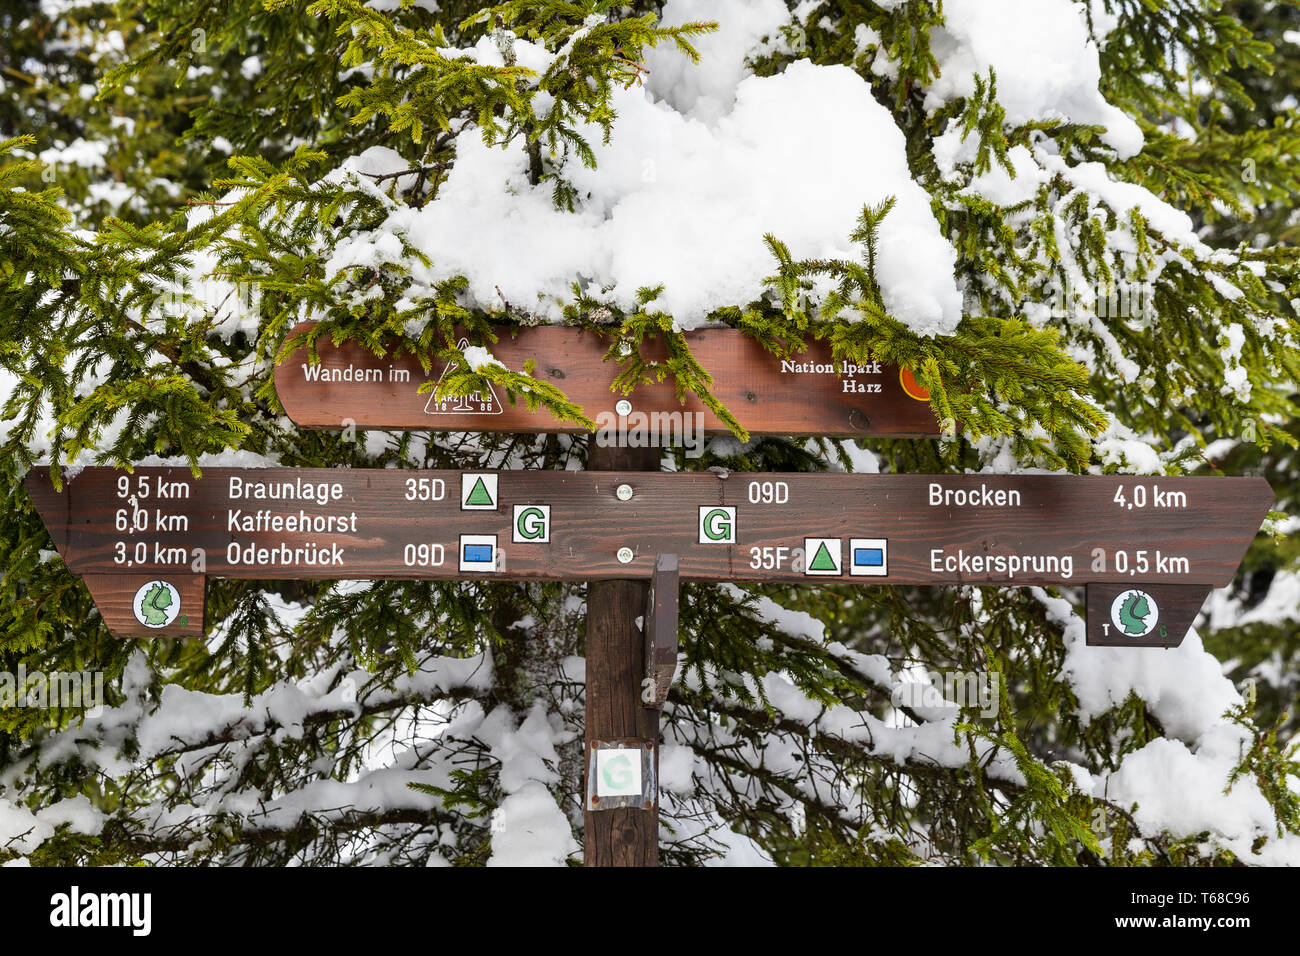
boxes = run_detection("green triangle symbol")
[466,477,494,506]
[809,542,837,572]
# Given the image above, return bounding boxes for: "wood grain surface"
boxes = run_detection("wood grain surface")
[584,443,660,863]
[26,468,1272,585]
[273,322,940,437]
[26,467,1272,643]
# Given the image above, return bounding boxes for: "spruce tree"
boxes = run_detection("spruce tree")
[0,0,1296,866]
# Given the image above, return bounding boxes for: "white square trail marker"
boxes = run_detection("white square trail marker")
[698,505,737,544]
[512,504,551,543]
[849,538,889,576]
[595,749,642,797]
[803,537,842,576]
[586,739,656,811]
[460,473,498,510]
[458,534,498,572]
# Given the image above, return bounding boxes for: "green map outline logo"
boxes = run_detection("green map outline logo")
[133,580,181,628]
[1110,588,1159,638]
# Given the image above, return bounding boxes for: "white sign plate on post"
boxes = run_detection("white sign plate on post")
[586,739,656,811]
[596,749,642,797]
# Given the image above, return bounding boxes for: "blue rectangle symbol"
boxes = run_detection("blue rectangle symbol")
[854,548,884,567]
[463,544,494,563]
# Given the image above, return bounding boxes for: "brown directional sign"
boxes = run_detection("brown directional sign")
[25,468,1271,644]
[273,322,939,437]
[1085,582,1214,648]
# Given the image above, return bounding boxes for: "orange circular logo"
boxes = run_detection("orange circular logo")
[900,367,930,402]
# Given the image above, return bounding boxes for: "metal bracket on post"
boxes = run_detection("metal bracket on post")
[642,554,679,709]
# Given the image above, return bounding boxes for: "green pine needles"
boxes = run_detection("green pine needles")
[0,0,1297,867]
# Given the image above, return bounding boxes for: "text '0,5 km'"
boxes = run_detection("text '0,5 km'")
[24,468,1271,646]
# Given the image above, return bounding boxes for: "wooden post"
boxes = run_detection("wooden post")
[584,441,660,867]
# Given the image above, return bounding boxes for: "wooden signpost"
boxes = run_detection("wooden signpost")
[26,468,1271,645]
[20,329,1275,868]
[583,442,660,865]
[273,322,940,437]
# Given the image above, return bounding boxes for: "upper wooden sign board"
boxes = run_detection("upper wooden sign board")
[273,322,939,437]
[26,468,1272,647]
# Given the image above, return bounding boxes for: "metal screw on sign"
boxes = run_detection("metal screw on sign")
[616,484,633,501]
[615,399,632,417]
[616,547,634,564]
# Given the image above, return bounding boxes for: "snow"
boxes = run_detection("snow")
[1086,0,1121,43]
[1037,589,1300,863]
[347,145,419,194]
[698,824,774,866]
[399,53,962,333]
[643,0,789,124]
[15,649,494,776]
[1234,571,1300,629]
[0,800,47,854]
[849,441,884,473]
[936,138,1199,252]
[38,137,109,170]
[674,579,1300,864]
[31,794,101,835]
[928,0,1144,159]
[0,794,102,858]
[87,180,137,211]
[462,345,503,373]
[1105,726,1300,864]
[711,584,1016,780]
[1041,589,1236,742]
[478,704,579,866]
[1219,323,1252,402]
[961,145,1046,208]
[720,583,826,643]
[488,781,576,867]
[658,744,696,794]
[1055,157,1199,246]
[7,0,1296,869]
[1092,422,1166,474]
[38,0,103,17]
